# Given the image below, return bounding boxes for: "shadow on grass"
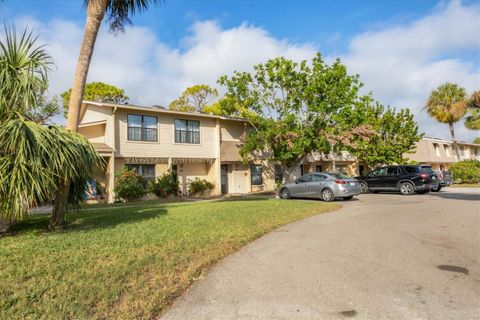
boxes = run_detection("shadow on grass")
[217,196,273,202]
[6,205,168,237]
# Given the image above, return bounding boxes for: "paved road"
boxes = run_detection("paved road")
[163,188,480,320]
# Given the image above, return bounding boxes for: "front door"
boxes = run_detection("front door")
[221,164,228,194]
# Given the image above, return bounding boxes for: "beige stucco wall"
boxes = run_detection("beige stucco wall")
[114,109,218,159]
[80,104,114,149]
[220,120,245,141]
[176,163,208,195]
[78,124,105,144]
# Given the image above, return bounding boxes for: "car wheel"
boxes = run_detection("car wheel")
[343,196,354,201]
[279,188,291,199]
[321,188,334,202]
[431,186,441,192]
[399,182,414,195]
[359,182,368,194]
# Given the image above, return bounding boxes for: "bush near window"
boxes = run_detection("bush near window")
[449,160,480,184]
[148,170,179,198]
[188,178,214,196]
[114,167,145,201]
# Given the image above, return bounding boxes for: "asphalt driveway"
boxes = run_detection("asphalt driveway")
[163,188,480,320]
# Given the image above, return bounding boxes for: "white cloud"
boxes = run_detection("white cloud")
[13,1,480,141]
[337,1,480,142]
[24,18,316,110]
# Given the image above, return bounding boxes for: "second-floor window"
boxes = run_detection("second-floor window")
[175,119,200,144]
[127,114,157,142]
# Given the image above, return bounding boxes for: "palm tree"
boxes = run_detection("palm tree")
[464,91,480,130]
[0,25,103,228]
[425,83,467,160]
[51,0,160,228]
[67,0,161,132]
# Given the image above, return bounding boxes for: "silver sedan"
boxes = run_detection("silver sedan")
[278,172,361,201]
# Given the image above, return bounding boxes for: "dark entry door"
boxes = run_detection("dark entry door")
[221,164,228,194]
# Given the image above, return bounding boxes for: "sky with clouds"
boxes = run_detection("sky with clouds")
[1,0,479,141]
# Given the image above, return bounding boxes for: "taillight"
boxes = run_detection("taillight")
[335,180,348,184]
[419,173,428,179]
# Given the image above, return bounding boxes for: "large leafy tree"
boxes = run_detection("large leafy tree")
[425,83,467,160]
[348,99,423,167]
[61,81,129,117]
[464,90,480,130]
[218,54,374,180]
[26,84,62,124]
[0,26,102,228]
[169,84,218,112]
[55,0,160,228]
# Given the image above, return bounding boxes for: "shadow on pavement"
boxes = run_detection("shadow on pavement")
[428,191,480,202]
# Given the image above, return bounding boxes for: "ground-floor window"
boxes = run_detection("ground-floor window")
[251,164,263,185]
[336,164,347,174]
[315,165,323,172]
[126,164,156,187]
[274,164,283,183]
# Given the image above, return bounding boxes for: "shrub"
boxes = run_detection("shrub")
[148,170,179,198]
[188,178,214,196]
[449,160,480,184]
[114,167,145,201]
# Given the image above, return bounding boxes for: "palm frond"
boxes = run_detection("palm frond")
[0,116,104,221]
[424,83,467,124]
[83,0,162,33]
[0,24,53,117]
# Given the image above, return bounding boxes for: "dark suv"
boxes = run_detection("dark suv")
[356,165,438,195]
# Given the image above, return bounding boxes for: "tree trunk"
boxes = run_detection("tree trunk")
[55,0,108,229]
[50,181,69,229]
[66,0,108,132]
[0,218,10,235]
[449,122,461,161]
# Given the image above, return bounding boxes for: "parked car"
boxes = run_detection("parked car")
[435,169,453,189]
[356,165,438,195]
[279,172,361,202]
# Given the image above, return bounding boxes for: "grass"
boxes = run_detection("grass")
[447,183,480,188]
[0,198,339,319]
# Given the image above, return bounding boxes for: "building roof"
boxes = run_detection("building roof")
[422,136,480,147]
[82,100,247,122]
[91,143,114,153]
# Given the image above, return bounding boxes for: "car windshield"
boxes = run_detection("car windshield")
[420,167,435,174]
[330,172,350,179]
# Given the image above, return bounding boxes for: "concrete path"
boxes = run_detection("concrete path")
[163,188,480,320]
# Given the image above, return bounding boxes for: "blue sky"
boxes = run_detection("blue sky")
[1,0,479,141]
[2,0,461,52]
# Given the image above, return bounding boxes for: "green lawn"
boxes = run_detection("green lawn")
[0,198,339,319]
[447,183,480,188]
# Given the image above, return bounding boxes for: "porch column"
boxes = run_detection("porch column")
[213,118,222,195]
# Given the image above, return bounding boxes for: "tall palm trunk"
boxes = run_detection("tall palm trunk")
[66,0,108,131]
[51,0,108,229]
[448,122,461,161]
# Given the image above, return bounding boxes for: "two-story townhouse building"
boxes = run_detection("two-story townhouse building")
[78,101,479,202]
[404,137,480,170]
[78,100,267,202]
